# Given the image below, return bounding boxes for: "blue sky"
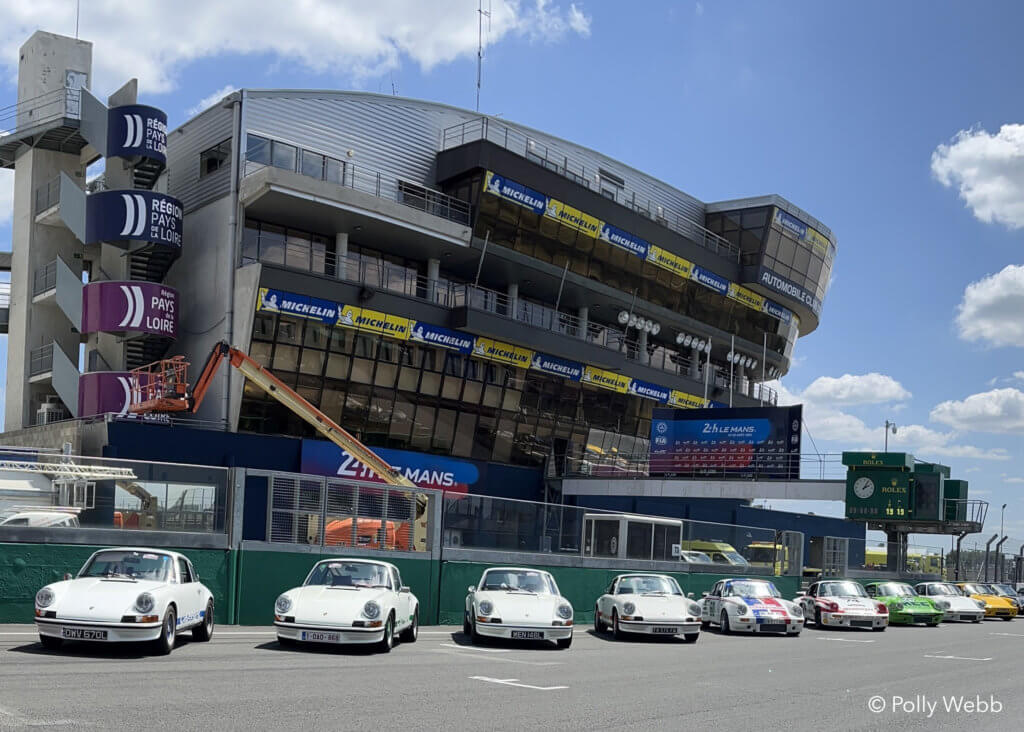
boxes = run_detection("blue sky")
[1,1,1022,541]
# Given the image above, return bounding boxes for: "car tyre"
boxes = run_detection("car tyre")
[872,626,886,632]
[700,619,711,630]
[153,606,176,656]
[39,635,62,651]
[594,607,603,633]
[192,601,214,642]
[612,610,625,640]
[463,611,472,637]
[470,614,483,644]
[377,613,395,653]
[682,633,700,644]
[814,608,824,628]
[972,618,982,624]
[720,611,731,634]
[1002,616,1014,621]
[400,608,419,643]
[556,634,572,649]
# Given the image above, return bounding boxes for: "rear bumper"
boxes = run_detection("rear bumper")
[619,619,701,636]
[35,617,163,643]
[274,622,384,645]
[475,623,573,640]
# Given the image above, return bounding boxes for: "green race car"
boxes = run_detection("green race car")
[864,582,944,625]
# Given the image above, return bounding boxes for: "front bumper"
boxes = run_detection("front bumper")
[943,611,984,622]
[820,612,887,629]
[474,622,573,641]
[732,615,803,633]
[618,619,701,636]
[984,607,1017,619]
[35,617,163,643]
[889,611,943,625]
[274,622,384,645]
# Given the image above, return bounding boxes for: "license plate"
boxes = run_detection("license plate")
[301,631,340,642]
[652,627,679,634]
[510,630,543,640]
[62,628,108,640]
[759,623,786,633]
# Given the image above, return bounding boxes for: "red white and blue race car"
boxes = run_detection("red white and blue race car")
[796,579,889,631]
[698,578,804,635]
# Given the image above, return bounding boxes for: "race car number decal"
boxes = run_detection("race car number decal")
[176,609,205,627]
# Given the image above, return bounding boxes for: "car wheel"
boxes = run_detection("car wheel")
[192,601,214,642]
[556,634,572,649]
[700,619,711,630]
[153,606,176,655]
[972,618,982,624]
[39,635,62,651]
[377,614,395,653]
[815,608,823,628]
[470,614,483,644]
[682,633,700,644]
[872,625,886,632]
[720,611,731,634]
[1002,616,1014,621]
[400,608,419,643]
[594,607,602,633]
[463,611,472,637]
[612,610,625,640]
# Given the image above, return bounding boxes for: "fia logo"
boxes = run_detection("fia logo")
[123,113,145,148]
[117,285,146,329]
[120,194,147,237]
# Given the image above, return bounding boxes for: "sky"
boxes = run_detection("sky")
[0,0,1022,544]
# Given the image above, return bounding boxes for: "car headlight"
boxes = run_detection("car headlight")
[688,602,702,616]
[35,588,55,608]
[893,602,904,611]
[975,600,987,610]
[735,603,747,615]
[479,600,494,616]
[275,594,292,614]
[790,604,803,617]
[557,604,573,620]
[935,600,949,610]
[623,602,636,615]
[134,592,155,614]
[363,601,381,619]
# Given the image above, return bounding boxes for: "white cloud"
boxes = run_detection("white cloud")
[0,169,11,226]
[186,85,239,117]
[1003,477,1024,485]
[801,372,911,406]
[1015,371,1024,382]
[695,1,705,16]
[931,123,1024,229]
[956,264,1024,347]
[0,1,592,95]
[930,388,1024,434]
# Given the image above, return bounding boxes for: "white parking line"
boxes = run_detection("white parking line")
[817,637,875,643]
[419,631,455,635]
[0,703,77,727]
[470,676,568,691]
[438,642,510,653]
[430,649,562,666]
[989,632,1024,638]
[923,654,993,661]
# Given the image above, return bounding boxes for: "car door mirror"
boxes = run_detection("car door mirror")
[400,586,411,594]
[701,591,709,598]
[686,592,695,599]
[468,585,475,593]
[62,572,72,581]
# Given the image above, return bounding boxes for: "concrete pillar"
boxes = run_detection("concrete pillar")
[638,329,649,365]
[737,364,745,395]
[577,305,588,340]
[689,346,700,378]
[335,232,349,281]
[507,282,519,320]
[426,257,440,303]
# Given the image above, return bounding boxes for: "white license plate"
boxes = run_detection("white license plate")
[62,628,107,640]
[510,630,543,640]
[652,626,679,634]
[301,631,340,642]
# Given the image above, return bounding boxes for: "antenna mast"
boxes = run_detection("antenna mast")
[476,0,491,112]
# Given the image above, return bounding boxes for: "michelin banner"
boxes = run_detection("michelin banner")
[773,207,833,257]
[531,352,584,381]
[337,305,412,339]
[544,199,601,238]
[484,171,547,215]
[472,337,533,368]
[582,366,631,393]
[257,288,339,325]
[409,322,474,354]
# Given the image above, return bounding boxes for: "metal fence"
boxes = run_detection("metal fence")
[34,176,61,214]
[553,450,846,481]
[266,473,437,552]
[28,343,54,376]
[951,537,1024,584]
[0,87,80,137]
[32,261,56,297]
[441,117,741,262]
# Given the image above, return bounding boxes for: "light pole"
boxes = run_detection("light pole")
[884,420,897,452]
[1001,503,1007,541]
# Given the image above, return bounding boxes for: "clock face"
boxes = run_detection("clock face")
[853,476,875,499]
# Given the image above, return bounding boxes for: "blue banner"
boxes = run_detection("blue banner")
[85,189,182,247]
[256,288,339,324]
[762,299,793,324]
[690,265,730,295]
[773,208,807,240]
[107,104,167,164]
[628,378,670,403]
[409,322,474,354]
[758,267,823,316]
[598,222,650,259]
[484,171,548,215]
[530,352,583,381]
[301,441,480,492]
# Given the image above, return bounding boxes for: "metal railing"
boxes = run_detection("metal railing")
[243,154,471,227]
[441,117,741,262]
[823,537,947,579]
[552,450,845,481]
[0,87,81,138]
[34,176,61,214]
[29,343,54,376]
[32,261,57,296]
[0,280,10,308]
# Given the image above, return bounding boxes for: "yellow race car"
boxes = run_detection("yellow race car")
[956,583,1018,620]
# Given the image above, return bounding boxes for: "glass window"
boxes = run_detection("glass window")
[410,405,435,450]
[200,139,232,178]
[246,134,270,165]
[325,157,344,185]
[433,408,456,452]
[453,412,476,457]
[301,150,325,179]
[259,223,286,265]
[271,141,297,171]
[273,345,299,373]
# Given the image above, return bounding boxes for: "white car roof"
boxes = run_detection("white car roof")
[315,557,397,570]
[90,547,185,560]
[482,567,552,575]
[613,573,674,580]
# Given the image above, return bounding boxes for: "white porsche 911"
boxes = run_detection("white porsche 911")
[699,578,804,635]
[796,579,888,630]
[914,581,985,622]
[34,547,214,655]
[595,574,702,642]
[464,567,574,648]
[274,558,418,652]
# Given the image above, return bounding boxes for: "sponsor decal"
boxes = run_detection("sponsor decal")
[773,207,833,258]
[645,245,693,279]
[77,372,135,417]
[581,366,631,393]
[337,305,411,339]
[301,440,479,493]
[727,283,764,311]
[530,352,583,381]
[762,299,793,324]
[257,288,339,325]
[472,337,533,368]
[758,267,823,316]
[409,322,474,354]
[81,281,178,338]
[107,104,168,164]
[668,390,706,409]
[599,222,650,258]
[85,189,183,248]
[628,378,670,403]
[483,171,548,215]
[544,199,601,237]
[690,265,730,295]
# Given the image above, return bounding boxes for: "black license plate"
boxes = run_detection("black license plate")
[62,628,108,640]
[850,620,873,628]
[510,630,543,640]
[652,627,679,634]
[759,623,786,633]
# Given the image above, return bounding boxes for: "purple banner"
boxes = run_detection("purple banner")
[78,372,135,417]
[81,281,178,338]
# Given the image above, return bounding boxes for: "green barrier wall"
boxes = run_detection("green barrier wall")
[0,543,235,625]
[235,549,440,626]
[436,561,802,625]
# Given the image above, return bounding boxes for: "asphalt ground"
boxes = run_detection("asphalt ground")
[0,619,1019,731]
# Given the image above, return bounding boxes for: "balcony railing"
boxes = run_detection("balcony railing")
[33,261,57,296]
[551,451,843,481]
[34,176,61,214]
[29,343,54,376]
[0,87,81,138]
[441,117,741,262]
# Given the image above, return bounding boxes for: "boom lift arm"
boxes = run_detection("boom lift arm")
[129,342,415,488]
